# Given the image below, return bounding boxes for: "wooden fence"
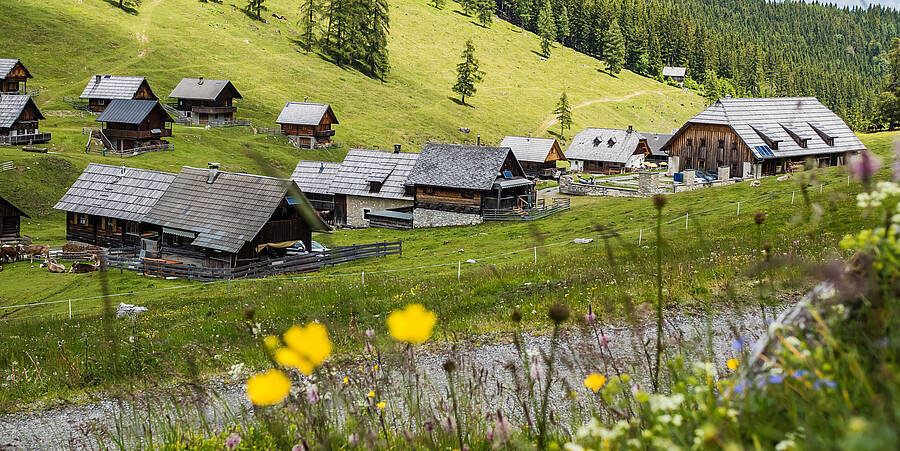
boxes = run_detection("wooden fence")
[85,142,175,157]
[0,133,51,146]
[0,161,14,172]
[209,119,252,127]
[483,198,571,221]
[106,241,401,281]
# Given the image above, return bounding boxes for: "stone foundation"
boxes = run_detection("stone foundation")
[413,208,483,228]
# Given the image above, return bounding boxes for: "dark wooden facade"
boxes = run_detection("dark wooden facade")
[281,112,337,147]
[88,80,156,113]
[0,196,28,240]
[1,60,31,94]
[102,105,172,151]
[667,124,753,175]
[413,153,534,213]
[175,95,237,124]
[0,97,44,138]
[65,212,142,248]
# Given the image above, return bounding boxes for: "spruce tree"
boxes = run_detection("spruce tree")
[452,40,484,105]
[554,90,573,139]
[476,0,493,27]
[429,0,445,8]
[459,0,474,16]
[557,5,570,46]
[246,0,265,19]
[363,0,390,80]
[537,0,555,57]
[514,0,532,31]
[299,0,319,54]
[603,18,625,74]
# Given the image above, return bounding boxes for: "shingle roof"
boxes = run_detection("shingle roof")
[143,167,328,253]
[499,136,560,163]
[291,161,341,195]
[639,132,673,157]
[95,99,169,124]
[53,163,176,222]
[0,59,30,80]
[276,102,338,125]
[0,95,41,128]
[565,128,644,164]
[168,78,242,101]
[662,66,686,77]
[406,143,524,191]
[330,149,419,200]
[677,97,867,159]
[80,75,154,100]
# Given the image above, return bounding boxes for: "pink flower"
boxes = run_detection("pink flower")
[598,332,611,346]
[365,328,375,339]
[849,151,881,181]
[307,384,319,404]
[530,354,544,382]
[225,433,241,450]
[491,410,511,445]
[584,305,596,324]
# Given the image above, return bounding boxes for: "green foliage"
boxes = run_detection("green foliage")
[874,38,900,130]
[298,0,319,54]
[556,4,570,45]
[246,0,265,19]
[319,0,391,79]
[474,0,493,27]
[458,0,473,16]
[554,90,572,138]
[429,0,445,8]
[602,18,625,75]
[683,75,700,91]
[537,0,555,57]
[452,40,484,105]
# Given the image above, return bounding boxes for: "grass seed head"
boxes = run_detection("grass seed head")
[548,303,570,324]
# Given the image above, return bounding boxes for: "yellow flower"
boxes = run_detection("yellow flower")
[373,364,379,371]
[343,376,349,384]
[264,335,281,351]
[727,359,739,370]
[377,401,386,409]
[386,304,437,344]
[367,390,375,398]
[246,369,291,406]
[584,373,606,392]
[275,347,314,375]
[280,322,333,375]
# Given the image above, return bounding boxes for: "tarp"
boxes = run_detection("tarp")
[256,240,299,253]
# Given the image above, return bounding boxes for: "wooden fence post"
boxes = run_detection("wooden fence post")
[458,261,461,281]
[736,201,740,216]
[638,229,642,246]
[685,213,689,230]
[534,246,537,264]
[791,191,795,205]
[362,271,365,284]
[68,299,72,319]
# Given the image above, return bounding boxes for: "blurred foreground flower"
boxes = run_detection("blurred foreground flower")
[584,373,606,392]
[247,369,291,406]
[849,151,881,182]
[387,303,437,344]
[727,359,739,371]
[276,322,333,375]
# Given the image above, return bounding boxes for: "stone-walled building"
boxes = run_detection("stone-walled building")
[329,147,419,229]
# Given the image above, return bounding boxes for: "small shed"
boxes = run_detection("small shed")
[0,59,32,94]
[640,132,673,163]
[565,127,650,173]
[662,66,686,85]
[291,160,342,223]
[499,136,566,178]
[0,194,29,242]
[168,78,242,125]
[0,94,50,145]
[80,75,157,112]
[329,148,419,228]
[95,99,173,151]
[276,102,338,148]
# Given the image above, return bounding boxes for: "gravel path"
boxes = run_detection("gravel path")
[0,303,785,450]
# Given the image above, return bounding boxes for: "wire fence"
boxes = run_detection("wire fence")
[0,175,857,323]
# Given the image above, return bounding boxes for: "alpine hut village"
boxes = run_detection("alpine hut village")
[0,0,896,445]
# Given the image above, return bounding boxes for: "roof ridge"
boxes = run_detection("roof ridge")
[180,166,291,183]
[86,162,176,176]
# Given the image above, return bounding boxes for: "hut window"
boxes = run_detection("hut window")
[369,181,382,193]
[462,190,476,199]
[125,221,139,235]
[105,218,115,230]
[362,208,372,220]
[700,138,707,148]
[686,139,693,148]
[731,142,737,152]
[78,214,87,225]
[718,139,725,149]
[423,186,435,195]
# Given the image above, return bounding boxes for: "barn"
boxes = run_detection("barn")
[0,194,29,243]
[662,66,686,85]
[0,59,32,94]
[79,75,157,113]
[565,127,650,174]
[95,99,173,152]
[276,102,338,148]
[290,160,342,224]
[329,147,419,229]
[141,166,329,268]
[168,78,242,125]
[0,94,50,145]
[499,136,566,178]
[663,97,867,178]
[54,163,176,248]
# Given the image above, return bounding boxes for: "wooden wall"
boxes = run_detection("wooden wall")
[65,212,139,248]
[667,124,753,174]
[414,186,482,214]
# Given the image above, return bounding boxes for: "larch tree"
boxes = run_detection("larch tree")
[537,0,555,57]
[476,0,494,27]
[299,0,320,54]
[452,40,485,106]
[459,0,474,16]
[363,0,390,80]
[554,90,573,139]
[556,5,570,46]
[247,0,266,19]
[513,0,532,31]
[603,18,625,74]
[429,0,445,8]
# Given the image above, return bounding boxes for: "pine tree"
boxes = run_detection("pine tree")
[299,0,319,54]
[602,18,625,74]
[537,0,555,57]
[118,0,141,11]
[557,5,570,46]
[513,0,532,31]
[363,0,390,80]
[459,0,474,16]
[475,0,493,27]
[554,90,573,139]
[452,40,485,105]
[246,0,265,19]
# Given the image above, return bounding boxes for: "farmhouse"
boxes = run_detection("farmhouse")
[79,75,157,113]
[498,136,566,178]
[168,77,242,125]
[0,94,50,145]
[0,59,32,94]
[640,132,673,164]
[405,143,534,228]
[0,194,28,243]
[276,102,338,148]
[329,147,419,229]
[141,166,329,268]
[565,127,650,174]
[290,160,342,224]
[95,99,173,152]
[662,66,686,85]
[663,97,867,178]
[54,163,176,248]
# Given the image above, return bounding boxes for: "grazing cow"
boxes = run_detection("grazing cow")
[0,245,17,263]
[777,173,792,182]
[750,180,761,187]
[70,261,99,273]
[47,259,66,273]
[21,244,50,263]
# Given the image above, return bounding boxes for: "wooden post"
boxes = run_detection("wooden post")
[534,246,537,264]
[68,299,72,319]
[638,229,642,246]
[791,191,795,205]
[685,212,689,230]
[362,271,365,284]
[458,261,461,281]
[819,184,823,194]
[736,202,740,216]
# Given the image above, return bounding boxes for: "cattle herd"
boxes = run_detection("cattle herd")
[0,243,100,274]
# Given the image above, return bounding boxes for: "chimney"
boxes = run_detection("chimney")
[120,162,127,175]
[393,144,401,153]
[95,74,101,84]
[207,162,220,184]
[626,125,633,134]
[318,162,325,173]
[198,76,204,85]
[477,134,481,146]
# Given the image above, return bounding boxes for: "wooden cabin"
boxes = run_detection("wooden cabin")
[168,78,242,125]
[54,163,176,248]
[0,194,29,243]
[328,147,419,229]
[405,143,534,227]
[141,166,329,268]
[95,99,172,151]
[0,95,50,145]
[565,127,650,174]
[663,97,867,178]
[663,66,686,85]
[640,132,673,164]
[276,102,338,148]
[291,160,342,224]
[499,136,566,178]
[0,59,32,94]
[80,75,157,113]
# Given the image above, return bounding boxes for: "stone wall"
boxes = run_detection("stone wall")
[558,175,642,197]
[345,196,413,228]
[413,208,483,228]
[637,172,660,196]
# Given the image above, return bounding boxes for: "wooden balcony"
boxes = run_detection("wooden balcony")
[191,105,237,114]
[315,129,336,138]
[0,133,51,145]
[103,127,172,140]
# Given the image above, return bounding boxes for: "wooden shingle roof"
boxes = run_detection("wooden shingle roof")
[499,136,561,163]
[0,59,31,80]
[0,95,41,128]
[53,163,176,222]
[168,78,242,101]
[639,132,673,157]
[330,149,419,200]
[276,102,338,126]
[291,161,341,195]
[405,143,524,191]
[662,66,686,77]
[80,75,155,100]
[565,128,644,164]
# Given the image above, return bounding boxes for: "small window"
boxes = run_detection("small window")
[718,139,725,149]
[698,159,706,169]
[79,214,87,225]
[96,99,106,105]
[105,217,115,230]
[731,142,737,152]
[362,208,372,220]
[369,181,382,193]
[125,221,139,235]
[423,186,435,195]
[700,138,707,148]
[686,139,693,148]
[461,190,476,199]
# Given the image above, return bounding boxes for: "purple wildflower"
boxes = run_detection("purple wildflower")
[585,305,596,324]
[732,337,745,352]
[598,333,611,346]
[492,410,511,445]
[814,379,837,390]
[734,380,748,394]
[530,354,544,382]
[767,374,784,384]
[791,369,809,379]
[225,433,241,450]
[307,384,319,404]
[849,151,881,182]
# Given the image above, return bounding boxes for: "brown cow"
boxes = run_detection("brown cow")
[70,261,99,273]
[47,259,65,273]
[0,245,17,263]
[21,244,50,263]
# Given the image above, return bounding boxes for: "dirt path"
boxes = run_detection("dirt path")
[535,91,644,136]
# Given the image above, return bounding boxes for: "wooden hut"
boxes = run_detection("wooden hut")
[405,143,534,227]
[565,126,650,174]
[663,97,867,178]
[499,136,566,178]
[0,194,29,243]
[276,102,338,148]
[0,94,50,145]
[95,99,172,151]
[329,147,419,229]
[662,66,686,85]
[141,166,329,268]
[640,132,673,164]
[0,59,32,94]
[168,78,242,125]
[290,160,342,224]
[79,75,157,113]
[54,163,176,248]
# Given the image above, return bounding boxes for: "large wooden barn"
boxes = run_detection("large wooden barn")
[276,102,338,148]
[141,166,329,268]
[54,163,176,248]
[329,147,419,229]
[0,194,29,243]
[663,97,867,178]
[95,99,173,151]
[168,78,242,125]
[79,75,157,113]
[0,94,50,145]
[290,160,342,224]
[565,127,650,174]
[499,136,566,178]
[0,59,32,94]
[405,143,534,228]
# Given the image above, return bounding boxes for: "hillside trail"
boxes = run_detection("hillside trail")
[535,90,644,137]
